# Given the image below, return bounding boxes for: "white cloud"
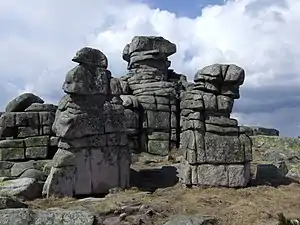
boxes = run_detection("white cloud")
[0,0,300,136]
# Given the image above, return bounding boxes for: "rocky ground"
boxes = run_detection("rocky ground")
[1,135,300,225]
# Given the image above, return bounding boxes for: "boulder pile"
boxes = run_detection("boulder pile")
[0,93,58,181]
[43,47,131,197]
[179,64,252,187]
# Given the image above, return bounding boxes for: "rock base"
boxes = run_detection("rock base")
[43,147,130,197]
[179,159,251,187]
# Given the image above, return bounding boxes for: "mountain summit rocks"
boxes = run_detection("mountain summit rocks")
[120,36,181,156]
[119,36,252,187]
[42,47,131,197]
[179,64,252,187]
[0,36,253,197]
[0,94,58,183]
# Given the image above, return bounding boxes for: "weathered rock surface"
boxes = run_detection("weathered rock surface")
[0,178,42,200]
[120,36,180,156]
[252,135,300,182]
[43,47,131,197]
[5,93,44,112]
[0,208,99,225]
[179,64,252,187]
[255,163,288,183]
[0,36,254,199]
[0,196,28,209]
[8,160,51,181]
[0,94,58,182]
[25,103,57,112]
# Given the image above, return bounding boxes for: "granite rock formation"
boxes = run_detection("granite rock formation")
[118,36,252,187]
[43,47,131,197]
[179,64,252,187]
[0,36,252,193]
[0,93,58,181]
[120,36,183,156]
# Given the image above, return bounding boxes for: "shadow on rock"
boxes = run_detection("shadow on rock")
[250,176,299,187]
[130,165,179,192]
[250,164,300,187]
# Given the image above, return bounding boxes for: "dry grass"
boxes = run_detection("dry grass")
[27,146,300,225]
[27,183,300,225]
[159,183,300,225]
[28,197,75,209]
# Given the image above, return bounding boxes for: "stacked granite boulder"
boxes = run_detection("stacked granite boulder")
[43,47,131,197]
[179,64,252,187]
[120,36,179,156]
[0,93,58,180]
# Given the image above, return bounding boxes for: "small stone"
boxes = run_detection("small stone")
[119,213,127,221]
[145,209,155,216]
[139,204,150,213]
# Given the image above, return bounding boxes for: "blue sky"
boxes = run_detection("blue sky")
[140,0,225,17]
[1,0,300,137]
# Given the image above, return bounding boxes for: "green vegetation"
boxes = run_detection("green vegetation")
[252,136,300,151]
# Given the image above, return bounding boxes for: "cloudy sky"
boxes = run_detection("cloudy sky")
[0,0,300,137]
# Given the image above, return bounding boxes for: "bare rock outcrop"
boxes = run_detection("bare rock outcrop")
[0,94,58,181]
[42,47,131,197]
[179,64,252,187]
[0,36,253,196]
[5,93,44,112]
[120,36,179,156]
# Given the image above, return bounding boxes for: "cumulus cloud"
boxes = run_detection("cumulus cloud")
[0,0,299,136]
